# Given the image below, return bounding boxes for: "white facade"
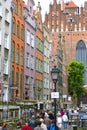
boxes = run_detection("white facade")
[0,0,12,101]
[43,25,50,104]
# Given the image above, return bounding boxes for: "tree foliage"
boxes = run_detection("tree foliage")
[68,60,85,98]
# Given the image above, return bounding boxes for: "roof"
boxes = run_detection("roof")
[64,0,79,9]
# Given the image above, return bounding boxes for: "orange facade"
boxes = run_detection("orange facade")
[11,0,24,100]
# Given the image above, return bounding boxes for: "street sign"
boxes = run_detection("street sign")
[68,96,72,101]
[51,92,59,99]
[63,95,67,98]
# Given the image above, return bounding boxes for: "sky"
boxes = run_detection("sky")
[24,0,87,21]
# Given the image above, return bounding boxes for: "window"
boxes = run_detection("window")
[16,48,19,64]
[20,6,22,17]
[12,70,14,84]
[76,40,87,85]
[47,80,49,88]
[12,20,16,34]
[3,85,8,101]
[44,62,46,72]
[44,47,46,56]
[14,3,18,14]
[47,64,49,73]
[20,51,23,65]
[21,26,24,40]
[11,44,14,62]
[26,53,29,67]
[20,73,23,99]
[26,30,30,44]
[43,79,46,88]
[17,24,20,38]
[5,9,9,22]
[12,21,14,34]
[16,72,18,86]
[4,33,9,49]
[36,59,38,71]
[0,4,2,16]
[31,34,34,47]
[16,3,18,15]
[0,29,1,45]
[30,6,32,13]
[30,55,34,69]
[4,59,8,74]
[47,49,49,57]
[25,75,29,85]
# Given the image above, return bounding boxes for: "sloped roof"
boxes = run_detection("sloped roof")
[64,0,79,9]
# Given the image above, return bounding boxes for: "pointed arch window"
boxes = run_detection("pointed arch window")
[76,40,87,84]
[76,40,86,64]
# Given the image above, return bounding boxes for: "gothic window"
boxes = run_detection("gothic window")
[76,40,87,84]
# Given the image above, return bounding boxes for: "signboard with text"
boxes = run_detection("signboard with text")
[51,92,59,99]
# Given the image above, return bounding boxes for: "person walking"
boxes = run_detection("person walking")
[29,115,37,130]
[48,111,54,120]
[44,114,51,127]
[21,121,32,130]
[60,109,64,117]
[62,112,68,129]
[40,118,47,130]
[57,112,62,130]
[47,119,59,130]
[34,120,43,130]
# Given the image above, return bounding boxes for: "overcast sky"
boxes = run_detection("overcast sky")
[24,0,87,21]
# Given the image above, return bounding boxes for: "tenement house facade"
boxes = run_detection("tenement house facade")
[10,0,24,101]
[0,0,12,101]
[24,0,36,101]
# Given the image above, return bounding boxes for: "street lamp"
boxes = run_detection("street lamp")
[51,66,59,129]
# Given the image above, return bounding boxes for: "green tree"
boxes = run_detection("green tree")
[68,61,85,103]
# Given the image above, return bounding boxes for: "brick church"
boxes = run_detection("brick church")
[44,0,87,106]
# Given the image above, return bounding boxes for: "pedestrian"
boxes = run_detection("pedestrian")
[62,112,68,129]
[29,115,37,130]
[21,121,32,130]
[47,119,59,130]
[44,114,51,127]
[34,120,43,130]
[57,112,62,130]
[48,111,54,120]
[40,118,47,130]
[60,109,64,117]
